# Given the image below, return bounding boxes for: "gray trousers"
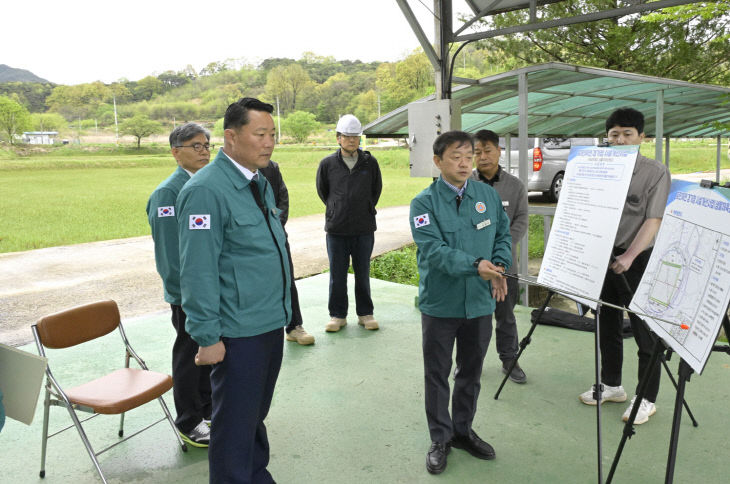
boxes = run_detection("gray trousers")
[422,313,492,443]
[494,276,520,362]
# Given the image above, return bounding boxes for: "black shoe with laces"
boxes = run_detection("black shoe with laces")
[426,441,450,474]
[451,429,495,460]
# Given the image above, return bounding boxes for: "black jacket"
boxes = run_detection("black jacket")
[316,149,382,235]
[259,160,289,226]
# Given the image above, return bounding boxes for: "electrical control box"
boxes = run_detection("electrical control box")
[407,99,462,178]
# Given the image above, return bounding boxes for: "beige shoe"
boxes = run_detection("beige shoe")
[325,317,347,332]
[358,314,379,330]
[285,325,315,345]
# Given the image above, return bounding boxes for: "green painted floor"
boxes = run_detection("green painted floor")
[1,274,729,483]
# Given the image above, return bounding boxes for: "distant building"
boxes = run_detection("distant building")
[22,131,58,145]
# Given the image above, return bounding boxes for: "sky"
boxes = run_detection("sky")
[1,0,452,85]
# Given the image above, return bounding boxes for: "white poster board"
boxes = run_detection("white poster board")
[0,343,47,425]
[538,145,638,308]
[630,181,730,374]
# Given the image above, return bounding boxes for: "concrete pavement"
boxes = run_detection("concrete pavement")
[0,205,413,346]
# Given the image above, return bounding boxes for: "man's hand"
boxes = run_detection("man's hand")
[477,259,504,281]
[492,275,507,302]
[610,252,635,274]
[195,341,226,365]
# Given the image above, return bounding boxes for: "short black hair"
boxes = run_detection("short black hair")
[605,108,645,134]
[169,122,209,148]
[224,97,274,130]
[433,130,474,158]
[474,129,499,148]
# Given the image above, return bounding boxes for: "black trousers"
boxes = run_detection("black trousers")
[209,328,283,484]
[599,247,661,403]
[170,305,212,433]
[326,233,375,318]
[422,313,492,443]
[494,276,520,362]
[283,238,303,332]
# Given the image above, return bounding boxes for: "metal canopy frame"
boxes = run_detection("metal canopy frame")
[364,62,730,140]
[396,0,706,99]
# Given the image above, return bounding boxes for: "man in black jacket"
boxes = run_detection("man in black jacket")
[316,114,382,332]
[260,160,315,345]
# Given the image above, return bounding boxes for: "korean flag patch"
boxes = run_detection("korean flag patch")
[157,206,175,217]
[189,214,211,230]
[413,213,430,228]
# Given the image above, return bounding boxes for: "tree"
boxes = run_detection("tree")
[120,114,163,148]
[132,76,164,102]
[315,73,355,123]
[0,81,55,113]
[282,111,318,143]
[349,89,379,125]
[376,51,435,113]
[0,96,31,144]
[199,61,230,77]
[265,64,314,113]
[46,82,112,119]
[158,70,190,90]
[474,0,730,85]
[31,112,67,132]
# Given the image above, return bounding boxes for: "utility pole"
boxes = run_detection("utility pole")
[113,94,119,144]
[276,96,281,144]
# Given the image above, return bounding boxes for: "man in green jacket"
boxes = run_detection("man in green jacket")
[410,130,511,475]
[177,97,291,483]
[146,122,212,447]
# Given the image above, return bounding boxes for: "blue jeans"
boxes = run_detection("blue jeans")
[326,233,374,318]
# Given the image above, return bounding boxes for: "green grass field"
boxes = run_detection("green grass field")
[0,145,430,253]
[0,139,727,254]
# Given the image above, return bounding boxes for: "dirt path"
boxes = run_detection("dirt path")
[0,206,413,346]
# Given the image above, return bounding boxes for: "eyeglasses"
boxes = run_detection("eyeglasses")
[177,143,214,153]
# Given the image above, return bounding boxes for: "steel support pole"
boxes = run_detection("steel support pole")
[518,72,529,305]
[655,90,664,163]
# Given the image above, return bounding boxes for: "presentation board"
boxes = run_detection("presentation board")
[630,181,730,374]
[538,145,638,308]
[0,343,47,425]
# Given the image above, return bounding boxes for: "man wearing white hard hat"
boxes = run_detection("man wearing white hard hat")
[316,114,382,332]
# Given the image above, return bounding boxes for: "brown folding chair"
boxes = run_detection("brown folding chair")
[32,300,187,483]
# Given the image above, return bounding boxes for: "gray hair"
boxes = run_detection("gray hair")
[169,122,210,148]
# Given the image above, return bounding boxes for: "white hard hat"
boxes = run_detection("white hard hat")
[336,114,362,136]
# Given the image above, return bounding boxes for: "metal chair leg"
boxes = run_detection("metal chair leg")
[63,404,108,484]
[39,388,51,478]
[157,396,188,451]
[118,412,125,438]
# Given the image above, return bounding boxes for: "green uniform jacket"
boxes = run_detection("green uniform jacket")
[177,150,292,347]
[146,166,190,305]
[410,178,512,319]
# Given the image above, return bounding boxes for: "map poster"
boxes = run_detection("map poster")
[630,181,730,374]
[538,145,639,309]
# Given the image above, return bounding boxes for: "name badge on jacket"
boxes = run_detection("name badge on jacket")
[476,219,491,230]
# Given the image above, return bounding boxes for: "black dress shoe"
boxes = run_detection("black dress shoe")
[426,441,450,474]
[502,359,527,384]
[451,430,496,460]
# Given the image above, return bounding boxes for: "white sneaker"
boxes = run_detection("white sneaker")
[579,383,627,405]
[622,396,656,424]
[325,317,347,332]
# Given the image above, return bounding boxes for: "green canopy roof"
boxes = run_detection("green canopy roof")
[363,63,730,138]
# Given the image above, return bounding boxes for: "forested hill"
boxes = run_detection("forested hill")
[0,64,49,83]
